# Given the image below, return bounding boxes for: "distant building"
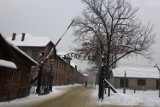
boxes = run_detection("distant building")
[57,52,87,85]
[110,66,159,90]
[0,34,37,101]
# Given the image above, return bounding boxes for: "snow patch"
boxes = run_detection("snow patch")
[92,87,160,106]
[0,59,17,69]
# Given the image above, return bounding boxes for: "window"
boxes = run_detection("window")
[137,79,146,86]
[56,73,57,80]
[52,72,54,80]
[54,60,56,67]
[120,78,128,88]
[56,60,58,68]
[59,61,61,69]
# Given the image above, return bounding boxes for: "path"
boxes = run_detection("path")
[26,86,99,107]
[23,86,128,107]
[2,86,132,107]
[22,86,129,107]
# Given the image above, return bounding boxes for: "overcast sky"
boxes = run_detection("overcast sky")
[0,0,160,71]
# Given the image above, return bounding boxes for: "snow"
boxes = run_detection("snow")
[1,84,160,106]
[6,33,51,47]
[70,62,76,68]
[1,34,38,65]
[0,59,17,69]
[1,35,37,65]
[92,87,160,106]
[83,73,88,77]
[6,40,38,65]
[0,84,80,107]
[112,66,159,79]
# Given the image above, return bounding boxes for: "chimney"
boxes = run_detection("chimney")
[21,33,25,41]
[12,33,16,41]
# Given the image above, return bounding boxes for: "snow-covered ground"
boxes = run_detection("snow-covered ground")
[92,86,160,106]
[0,84,81,107]
[1,84,160,107]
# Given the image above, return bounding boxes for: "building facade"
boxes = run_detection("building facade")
[0,34,37,101]
[110,66,159,90]
[7,33,87,89]
[7,33,56,94]
[53,54,87,85]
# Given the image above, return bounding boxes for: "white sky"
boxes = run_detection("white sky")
[0,0,160,71]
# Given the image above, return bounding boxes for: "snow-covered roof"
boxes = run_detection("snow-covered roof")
[112,66,159,79]
[0,34,38,65]
[0,59,17,69]
[70,62,76,68]
[83,73,88,77]
[7,41,38,65]
[6,33,51,47]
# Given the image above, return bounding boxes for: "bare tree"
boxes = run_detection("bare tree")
[72,0,155,79]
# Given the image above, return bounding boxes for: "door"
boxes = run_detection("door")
[156,80,159,90]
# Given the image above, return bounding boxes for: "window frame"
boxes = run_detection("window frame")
[137,79,146,86]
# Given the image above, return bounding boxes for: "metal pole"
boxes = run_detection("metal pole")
[159,70,160,98]
[123,71,126,94]
[55,20,74,47]
[108,86,110,97]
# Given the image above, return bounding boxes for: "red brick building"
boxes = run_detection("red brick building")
[0,34,37,101]
[7,33,56,94]
[7,33,87,89]
[56,52,87,85]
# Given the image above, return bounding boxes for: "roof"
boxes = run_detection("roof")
[0,59,17,69]
[112,66,159,79]
[0,34,16,59]
[7,41,38,65]
[6,33,51,47]
[70,62,76,68]
[83,73,88,77]
[0,34,38,65]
